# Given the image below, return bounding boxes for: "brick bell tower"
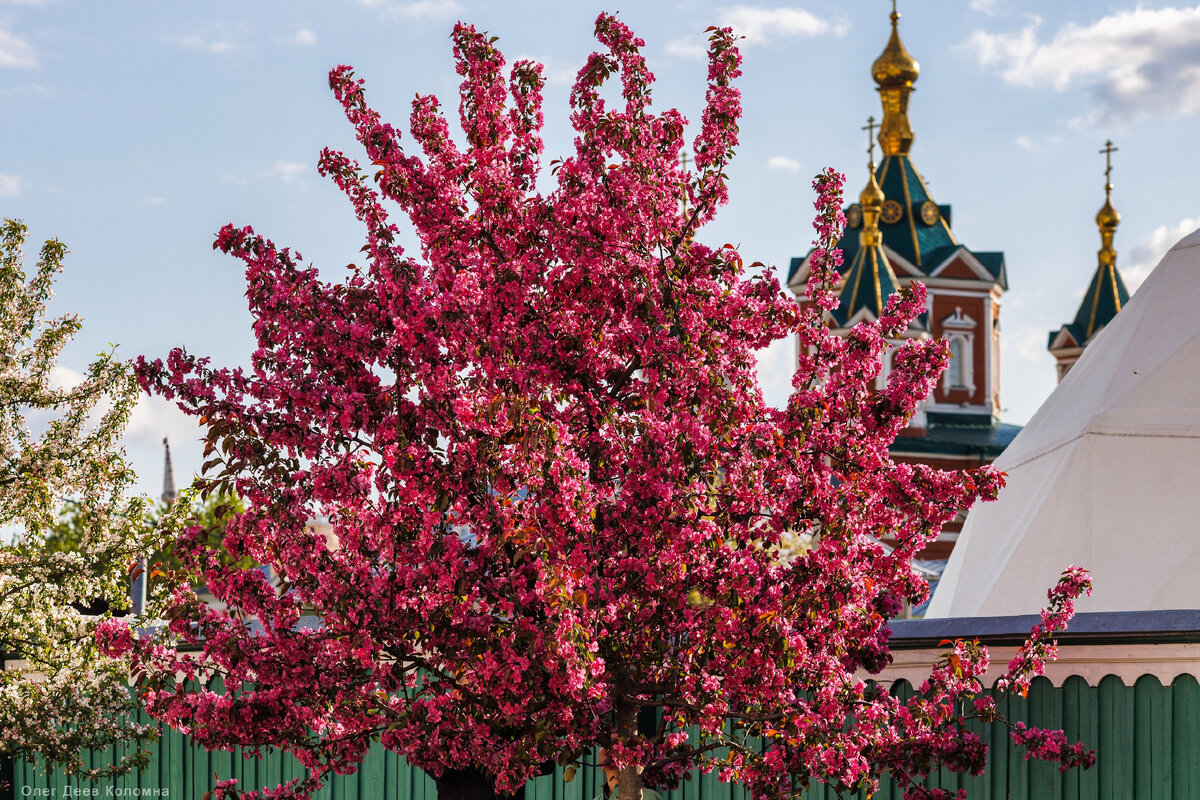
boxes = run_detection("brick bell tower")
[786,3,1019,579]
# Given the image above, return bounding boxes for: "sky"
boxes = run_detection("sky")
[4,0,1200,499]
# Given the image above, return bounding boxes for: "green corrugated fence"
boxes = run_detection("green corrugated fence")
[798,674,1200,800]
[15,674,1200,799]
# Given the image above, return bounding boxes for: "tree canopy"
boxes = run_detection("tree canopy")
[109,16,1092,800]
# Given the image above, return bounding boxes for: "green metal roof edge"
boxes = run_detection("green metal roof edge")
[1070,261,1131,342]
[832,241,902,325]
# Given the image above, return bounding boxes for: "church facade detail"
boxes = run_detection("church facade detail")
[785,6,1020,567]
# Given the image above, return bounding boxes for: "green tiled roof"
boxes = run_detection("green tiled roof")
[1053,261,1130,346]
[786,156,1006,290]
[786,255,806,285]
[889,419,1022,460]
[972,251,1006,286]
[873,156,957,270]
[830,241,901,326]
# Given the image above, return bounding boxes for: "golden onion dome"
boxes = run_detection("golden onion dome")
[872,12,920,86]
[858,162,886,247]
[1096,195,1120,231]
[860,168,885,209]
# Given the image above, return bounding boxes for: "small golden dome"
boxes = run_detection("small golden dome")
[1096,195,1120,231]
[860,168,885,209]
[872,13,920,87]
[859,163,885,247]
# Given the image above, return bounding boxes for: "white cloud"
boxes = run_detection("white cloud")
[123,393,207,498]
[1005,324,1050,364]
[1123,216,1200,291]
[125,394,195,447]
[756,337,795,410]
[964,7,1200,121]
[49,365,83,389]
[383,0,463,22]
[221,173,248,185]
[0,81,47,97]
[268,160,307,182]
[144,196,167,205]
[969,0,998,14]
[174,33,236,55]
[284,28,316,46]
[668,5,844,60]
[1015,132,1064,150]
[767,155,800,172]
[22,366,88,438]
[0,172,23,197]
[0,28,37,68]
[665,38,707,61]
[513,54,575,87]
[721,5,843,43]
[30,366,145,440]
[1065,110,1100,131]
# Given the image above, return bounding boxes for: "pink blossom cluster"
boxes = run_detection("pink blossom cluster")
[108,15,1090,800]
[995,566,1093,696]
[802,168,845,314]
[1008,722,1096,772]
[880,569,1094,798]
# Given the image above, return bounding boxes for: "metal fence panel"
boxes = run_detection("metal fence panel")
[16,675,1200,799]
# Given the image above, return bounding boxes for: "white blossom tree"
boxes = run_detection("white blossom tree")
[0,219,155,777]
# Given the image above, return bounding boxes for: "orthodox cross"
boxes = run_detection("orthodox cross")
[680,151,691,172]
[1100,139,1118,193]
[862,115,878,164]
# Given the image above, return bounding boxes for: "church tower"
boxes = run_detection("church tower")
[831,117,902,328]
[786,3,1019,566]
[1048,141,1131,381]
[161,436,177,506]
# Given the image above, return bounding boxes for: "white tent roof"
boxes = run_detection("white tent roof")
[927,227,1200,618]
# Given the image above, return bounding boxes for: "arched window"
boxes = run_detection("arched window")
[947,337,965,388]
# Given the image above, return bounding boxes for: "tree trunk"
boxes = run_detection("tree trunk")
[616,765,641,800]
[614,700,642,800]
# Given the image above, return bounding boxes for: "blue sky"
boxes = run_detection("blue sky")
[4,0,1200,498]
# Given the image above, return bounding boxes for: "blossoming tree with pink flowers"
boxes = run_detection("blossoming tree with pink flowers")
[109,15,1092,800]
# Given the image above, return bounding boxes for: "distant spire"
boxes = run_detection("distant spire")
[1071,139,1128,340]
[872,0,920,157]
[859,116,885,248]
[1096,139,1121,270]
[832,116,901,327]
[161,436,176,506]
[1047,141,1131,381]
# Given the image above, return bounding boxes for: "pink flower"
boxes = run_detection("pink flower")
[95,618,134,657]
